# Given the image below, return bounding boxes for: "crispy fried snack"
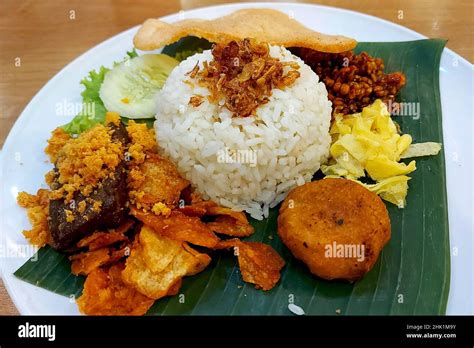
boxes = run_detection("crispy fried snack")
[71,219,134,275]
[70,244,130,276]
[278,178,391,281]
[177,201,254,237]
[207,215,254,237]
[216,240,285,290]
[16,189,51,247]
[167,279,182,296]
[132,208,219,248]
[178,200,218,217]
[70,248,111,276]
[139,224,183,273]
[214,238,241,250]
[77,264,155,316]
[128,153,189,210]
[122,226,211,299]
[206,206,248,224]
[205,206,254,237]
[181,242,212,276]
[76,219,134,250]
[134,8,356,53]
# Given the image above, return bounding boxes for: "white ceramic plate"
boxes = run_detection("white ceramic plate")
[1,2,472,315]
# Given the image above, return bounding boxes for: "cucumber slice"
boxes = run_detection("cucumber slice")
[99,54,179,119]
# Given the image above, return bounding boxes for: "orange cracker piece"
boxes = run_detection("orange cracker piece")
[207,215,254,237]
[76,219,134,251]
[139,225,183,273]
[128,153,189,209]
[134,8,356,53]
[205,206,254,237]
[132,208,219,248]
[178,200,218,217]
[213,238,241,250]
[237,242,285,290]
[70,248,112,276]
[205,206,249,224]
[167,278,182,296]
[122,226,211,299]
[77,264,155,316]
[214,239,285,290]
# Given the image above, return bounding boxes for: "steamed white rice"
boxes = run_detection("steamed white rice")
[155,45,332,220]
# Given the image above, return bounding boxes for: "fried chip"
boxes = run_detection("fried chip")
[205,206,248,224]
[178,200,218,217]
[205,206,254,237]
[179,185,205,205]
[178,202,254,237]
[132,208,219,248]
[134,8,356,53]
[109,244,132,263]
[76,219,134,251]
[139,225,183,273]
[77,264,155,316]
[70,248,112,276]
[215,240,285,290]
[214,238,241,250]
[167,278,182,296]
[207,215,254,237]
[181,242,212,276]
[122,226,211,299]
[237,242,285,290]
[128,153,190,210]
[70,239,131,276]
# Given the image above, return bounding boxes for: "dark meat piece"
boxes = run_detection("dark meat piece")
[48,123,130,251]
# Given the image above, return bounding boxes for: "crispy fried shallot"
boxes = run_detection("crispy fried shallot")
[191,39,300,117]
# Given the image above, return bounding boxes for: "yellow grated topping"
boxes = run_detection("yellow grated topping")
[126,121,157,166]
[46,124,124,202]
[17,189,51,247]
[45,127,71,164]
[151,202,172,217]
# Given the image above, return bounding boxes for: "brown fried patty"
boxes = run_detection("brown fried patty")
[278,178,391,281]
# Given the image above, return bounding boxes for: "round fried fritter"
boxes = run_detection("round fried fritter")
[278,178,390,281]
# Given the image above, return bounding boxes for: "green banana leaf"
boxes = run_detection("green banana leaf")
[14,39,450,315]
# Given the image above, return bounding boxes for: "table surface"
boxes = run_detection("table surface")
[0,0,472,315]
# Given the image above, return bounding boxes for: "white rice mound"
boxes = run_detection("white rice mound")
[155,45,332,220]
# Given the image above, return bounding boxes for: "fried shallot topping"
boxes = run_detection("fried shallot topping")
[190,39,300,117]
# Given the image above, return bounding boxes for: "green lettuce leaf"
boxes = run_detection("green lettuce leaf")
[126,49,138,59]
[62,67,109,134]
